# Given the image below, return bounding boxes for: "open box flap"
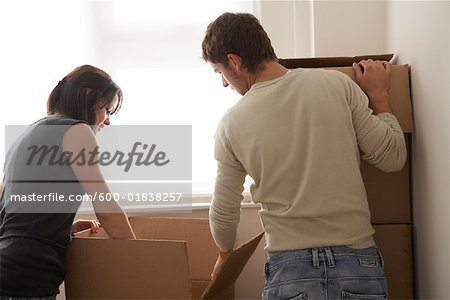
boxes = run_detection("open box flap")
[201,232,264,300]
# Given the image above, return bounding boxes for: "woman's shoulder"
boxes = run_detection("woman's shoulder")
[40,115,87,126]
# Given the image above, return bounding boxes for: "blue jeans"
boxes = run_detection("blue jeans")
[262,246,389,300]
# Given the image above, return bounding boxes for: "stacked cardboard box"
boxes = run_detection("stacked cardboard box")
[280,55,414,299]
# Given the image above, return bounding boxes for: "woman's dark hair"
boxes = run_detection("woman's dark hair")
[202,12,277,73]
[47,65,123,125]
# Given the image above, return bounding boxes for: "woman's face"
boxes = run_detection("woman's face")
[95,93,119,132]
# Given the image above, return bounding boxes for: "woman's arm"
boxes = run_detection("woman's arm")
[63,123,135,239]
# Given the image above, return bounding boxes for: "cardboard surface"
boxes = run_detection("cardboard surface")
[362,134,411,224]
[129,217,217,281]
[201,232,264,300]
[192,280,234,300]
[373,224,414,300]
[192,281,211,300]
[65,236,191,299]
[279,54,394,68]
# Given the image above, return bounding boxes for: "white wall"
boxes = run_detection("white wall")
[259,1,315,57]
[260,0,387,58]
[386,2,450,298]
[313,0,386,57]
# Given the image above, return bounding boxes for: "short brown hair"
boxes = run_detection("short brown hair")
[47,65,122,125]
[202,12,277,73]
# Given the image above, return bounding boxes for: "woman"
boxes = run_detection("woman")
[0,65,135,299]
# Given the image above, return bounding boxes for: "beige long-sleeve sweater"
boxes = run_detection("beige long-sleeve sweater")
[210,68,407,253]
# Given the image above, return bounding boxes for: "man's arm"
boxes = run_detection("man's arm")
[348,59,407,172]
[209,118,247,277]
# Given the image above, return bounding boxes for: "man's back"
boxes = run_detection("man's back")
[212,68,406,252]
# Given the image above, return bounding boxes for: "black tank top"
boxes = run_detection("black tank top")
[0,116,87,296]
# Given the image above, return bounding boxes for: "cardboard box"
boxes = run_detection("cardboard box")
[65,218,263,299]
[373,224,414,300]
[280,55,413,224]
[64,229,191,299]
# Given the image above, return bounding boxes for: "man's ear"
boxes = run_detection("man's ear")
[227,53,244,71]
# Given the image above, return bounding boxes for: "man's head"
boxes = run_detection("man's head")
[202,13,277,85]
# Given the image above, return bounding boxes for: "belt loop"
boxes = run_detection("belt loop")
[324,247,335,268]
[312,248,319,269]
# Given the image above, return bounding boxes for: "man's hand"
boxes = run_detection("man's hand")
[211,250,232,279]
[353,59,392,114]
[72,219,101,235]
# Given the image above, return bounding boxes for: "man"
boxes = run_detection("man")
[202,12,406,299]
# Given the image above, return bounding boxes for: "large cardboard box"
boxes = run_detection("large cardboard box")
[64,229,191,299]
[373,224,414,300]
[65,217,263,299]
[279,55,413,224]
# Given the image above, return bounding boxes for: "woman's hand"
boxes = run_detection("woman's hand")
[72,219,101,235]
